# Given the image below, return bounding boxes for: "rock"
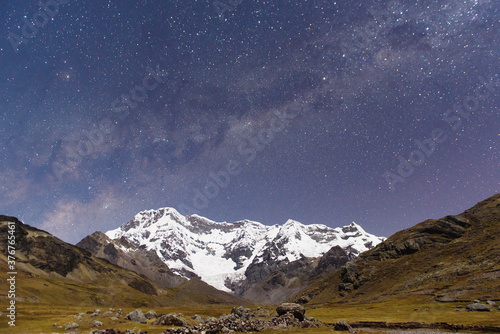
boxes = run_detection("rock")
[300,319,320,328]
[254,307,270,318]
[271,312,300,328]
[486,300,496,306]
[466,303,491,312]
[335,320,355,332]
[205,316,218,324]
[192,314,203,322]
[125,309,147,323]
[64,322,80,330]
[151,313,187,326]
[90,320,103,327]
[219,314,238,322]
[276,303,305,321]
[231,306,254,320]
[221,326,234,333]
[145,310,158,319]
[296,295,311,304]
[110,317,119,321]
[103,311,113,316]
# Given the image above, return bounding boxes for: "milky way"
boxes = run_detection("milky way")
[0,0,498,243]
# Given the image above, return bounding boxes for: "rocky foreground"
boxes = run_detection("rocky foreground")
[57,300,500,334]
[60,303,321,334]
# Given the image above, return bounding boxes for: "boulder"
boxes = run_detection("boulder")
[191,314,203,322]
[151,313,187,326]
[125,309,147,323]
[90,320,103,327]
[466,302,491,312]
[145,310,158,319]
[335,320,355,333]
[276,303,305,321]
[300,319,321,328]
[64,322,80,330]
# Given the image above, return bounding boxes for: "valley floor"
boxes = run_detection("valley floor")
[1,296,499,334]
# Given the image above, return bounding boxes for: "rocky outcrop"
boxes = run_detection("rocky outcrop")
[310,246,350,277]
[158,306,321,334]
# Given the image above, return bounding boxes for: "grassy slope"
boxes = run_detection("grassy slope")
[0,217,247,332]
[298,193,500,305]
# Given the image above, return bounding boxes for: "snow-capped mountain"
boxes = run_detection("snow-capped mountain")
[105,207,385,292]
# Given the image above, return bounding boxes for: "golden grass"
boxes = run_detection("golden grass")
[307,295,500,326]
[1,295,498,334]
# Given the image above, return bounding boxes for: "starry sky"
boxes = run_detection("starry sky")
[0,0,498,244]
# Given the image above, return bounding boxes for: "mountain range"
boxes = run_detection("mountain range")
[77,208,384,301]
[1,193,498,310]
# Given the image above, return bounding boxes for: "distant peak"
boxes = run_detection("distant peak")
[284,219,302,226]
[340,221,366,234]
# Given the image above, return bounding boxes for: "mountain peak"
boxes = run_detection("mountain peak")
[283,219,302,228]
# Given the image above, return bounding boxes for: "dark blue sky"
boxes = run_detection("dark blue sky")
[1,0,498,244]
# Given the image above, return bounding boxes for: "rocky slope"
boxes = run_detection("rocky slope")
[235,245,351,304]
[102,208,384,294]
[295,193,500,304]
[77,231,186,288]
[0,215,246,307]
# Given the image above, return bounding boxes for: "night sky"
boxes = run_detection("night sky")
[1,0,498,244]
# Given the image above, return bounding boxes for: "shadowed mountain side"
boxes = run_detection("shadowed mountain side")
[0,218,247,307]
[231,246,351,304]
[294,193,500,304]
[77,231,186,288]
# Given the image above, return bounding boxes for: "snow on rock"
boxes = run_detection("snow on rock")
[105,208,385,292]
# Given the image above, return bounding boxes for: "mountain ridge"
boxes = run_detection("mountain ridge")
[294,193,500,304]
[101,207,385,293]
[0,216,248,307]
